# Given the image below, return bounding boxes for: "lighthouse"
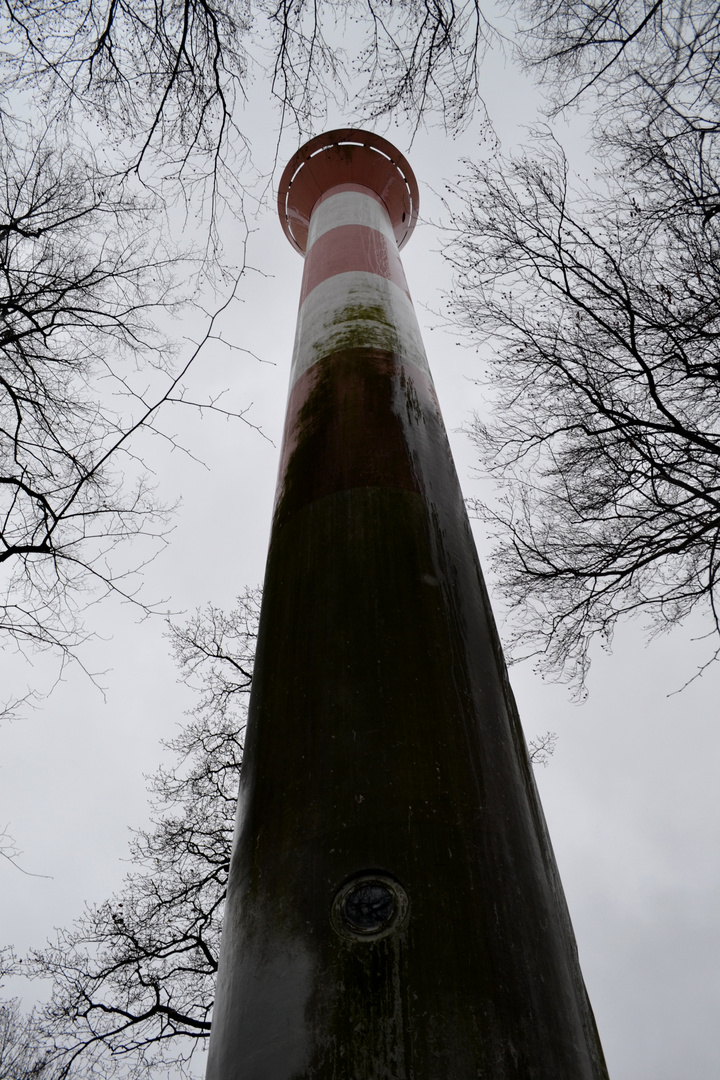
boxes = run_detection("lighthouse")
[205,129,608,1080]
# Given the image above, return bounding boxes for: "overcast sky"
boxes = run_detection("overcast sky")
[2,14,719,1080]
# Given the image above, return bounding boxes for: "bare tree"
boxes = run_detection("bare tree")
[0,120,256,665]
[516,1,720,124]
[516,3,720,221]
[0,998,62,1080]
[447,133,720,690]
[27,590,258,1079]
[0,951,60,1080]
[445,2,720,691]
[268,0,493,137]
[0,1,493,241]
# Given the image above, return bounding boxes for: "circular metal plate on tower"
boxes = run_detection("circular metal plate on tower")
[331,872,409,941]
[277,129,419,255]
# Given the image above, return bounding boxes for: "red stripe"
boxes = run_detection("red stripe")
[273,349,441,526]
[299,224,410,306]
[314,183,388,211]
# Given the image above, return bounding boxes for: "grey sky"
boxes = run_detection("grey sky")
[2,16,719,1080]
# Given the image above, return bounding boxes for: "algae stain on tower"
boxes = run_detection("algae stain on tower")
[205,130,610,1080]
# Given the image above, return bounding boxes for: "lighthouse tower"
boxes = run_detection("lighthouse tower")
[205,130,608,1080]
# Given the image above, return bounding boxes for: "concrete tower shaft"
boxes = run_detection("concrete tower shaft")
[205,130,609,1080]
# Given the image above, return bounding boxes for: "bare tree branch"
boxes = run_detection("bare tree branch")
[446,125,720,691]
[26,590,259,1078]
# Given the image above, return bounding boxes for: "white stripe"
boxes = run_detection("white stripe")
[290,271,430,387]
[306,191,397,251]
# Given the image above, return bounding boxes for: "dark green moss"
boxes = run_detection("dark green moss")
[334,302,393,327]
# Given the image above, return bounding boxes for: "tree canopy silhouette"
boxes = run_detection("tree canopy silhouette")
[446,0,720,690]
